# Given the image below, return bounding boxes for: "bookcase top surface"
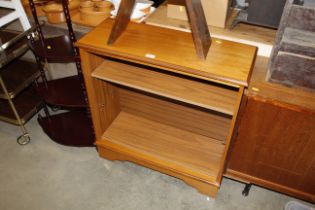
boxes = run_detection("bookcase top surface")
[77,19,257,87]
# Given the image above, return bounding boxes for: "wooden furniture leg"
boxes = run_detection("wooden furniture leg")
[107,0,135,45]
[185,0,211,60]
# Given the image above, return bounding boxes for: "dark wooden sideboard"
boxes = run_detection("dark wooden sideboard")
[226,56,315,202]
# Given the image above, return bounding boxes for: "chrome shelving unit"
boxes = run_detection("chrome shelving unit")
[0,28,42,145]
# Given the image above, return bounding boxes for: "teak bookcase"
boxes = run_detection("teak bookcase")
[77,19,257,197]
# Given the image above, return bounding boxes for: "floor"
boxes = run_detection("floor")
[0,116,314,210]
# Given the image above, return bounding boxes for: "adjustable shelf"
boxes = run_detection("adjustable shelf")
[36,75,86,107]
[92,59,238,115]
[29,35,78,63]
[77,19,257,197]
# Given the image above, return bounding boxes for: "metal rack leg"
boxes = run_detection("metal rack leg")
[242,183,252,196]
[0,77,30,145]
[33,80,50,117]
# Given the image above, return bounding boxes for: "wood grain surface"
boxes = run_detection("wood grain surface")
[92,59,238,115]
[99,111,225,181]
[119,87,231,142]
[77,19,255,196]
[227,96,315,202]
[77,19,257,87]
[145,4,276,57]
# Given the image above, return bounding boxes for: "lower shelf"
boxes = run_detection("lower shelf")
[38,110,95,147]
[37,75,87,108]
[0,86,42,125]
[96,111,225,196]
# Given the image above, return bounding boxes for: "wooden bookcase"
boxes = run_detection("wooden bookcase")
[77,19,256,197]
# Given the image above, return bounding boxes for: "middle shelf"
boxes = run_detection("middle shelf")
[92,58,239,115]
[36,75,87,108]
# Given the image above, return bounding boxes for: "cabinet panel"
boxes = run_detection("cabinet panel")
[119,88,231,142]
[227,96,315,201]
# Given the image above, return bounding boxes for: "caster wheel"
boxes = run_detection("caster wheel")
[17,134,31,145]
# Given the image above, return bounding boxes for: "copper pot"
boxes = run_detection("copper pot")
[22,0,48,17]
[95,1,112,12]
[79,0,94,12]
[43,0,80,24]
[80,9,110,25]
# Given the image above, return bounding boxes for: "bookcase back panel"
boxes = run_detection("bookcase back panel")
[118,87,231,142]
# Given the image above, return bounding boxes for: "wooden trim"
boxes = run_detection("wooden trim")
[216,86,245,183]
[223,172,251,184]
[248,95,315,116]
[97,142,219,197]
[226,169,315,202]
[249,56,315,112]
[80,50,108,139]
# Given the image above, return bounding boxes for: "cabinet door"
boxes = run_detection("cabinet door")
[227,96,315,202]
